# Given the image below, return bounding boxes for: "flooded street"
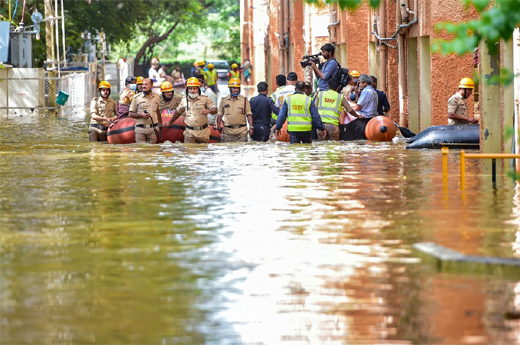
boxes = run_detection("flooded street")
[1,113,519,344]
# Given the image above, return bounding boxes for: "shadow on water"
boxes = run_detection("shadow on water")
[0,115,518,344]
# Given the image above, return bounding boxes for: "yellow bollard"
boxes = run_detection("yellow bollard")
[442,147,449,179]
[460,150,465,191]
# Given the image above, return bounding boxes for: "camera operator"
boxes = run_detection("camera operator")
[310,43,339,92]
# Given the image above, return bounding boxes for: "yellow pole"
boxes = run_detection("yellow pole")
[442,147,449,179]
[460,150,466,191]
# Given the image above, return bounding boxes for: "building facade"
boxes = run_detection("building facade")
[240,0,520,153]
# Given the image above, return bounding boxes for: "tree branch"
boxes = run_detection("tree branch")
[134,19,181,70]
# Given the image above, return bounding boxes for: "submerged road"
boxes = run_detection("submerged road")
[0,113,519,344]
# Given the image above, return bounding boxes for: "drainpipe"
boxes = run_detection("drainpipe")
[397,0,408,127]
[278,0,285,75]
[328,10,340,44]
[378,0,387,93]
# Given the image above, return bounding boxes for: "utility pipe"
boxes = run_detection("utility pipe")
[378,0,387,93]
[61,0,66,67]
[397,0,407,127]
[278,0,284,75]
[55,0,60,75]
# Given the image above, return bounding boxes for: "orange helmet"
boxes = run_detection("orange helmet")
[136,76,144,85]
[459,78,475,89]
[186,77,200,88]
[350,70,360,78]
[160,81,173,92]
[228,78,241,88]
[98,81,111,89]
[231,63,238,69]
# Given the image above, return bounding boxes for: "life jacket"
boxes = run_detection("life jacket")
[207,69,217,86]
[316,90,342,126]
[286,94,312,132]
[230,70,240,79]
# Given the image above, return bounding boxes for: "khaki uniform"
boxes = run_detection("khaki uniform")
[89,97,117,142]
[129,92,161,144]
[159,95,183,114]
[176,94,216,143]
[218,95,252,142]
[447,92,469,125]
[172,70,182,83]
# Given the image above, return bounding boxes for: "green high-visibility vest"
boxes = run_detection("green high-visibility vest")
[270,86,286,120]
[316,90,342,126]
[230,70,240,79]
[287,94,312,132]
[207,69,217,86]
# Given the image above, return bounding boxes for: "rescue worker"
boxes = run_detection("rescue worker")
[270,74,286,124]
[191,61,198,77]
[136,76,145,93]
[217,78,254,143]
[89,81,117,142]
[275,72,297,109]
[228,63,240,79]
[315,79,359,141]
[196,74,218,125]
[128,78,163,144]
[206,63,219,94]
[250,81,280,142]
[448,78,478,125]
[276,81,326,144]
[172,65,183,84]
[159,81,183,115]
[117,76,136,119]
[165,77,217,144]
[196,61,207,80]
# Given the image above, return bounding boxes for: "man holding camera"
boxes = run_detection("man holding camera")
[310,43,339,92]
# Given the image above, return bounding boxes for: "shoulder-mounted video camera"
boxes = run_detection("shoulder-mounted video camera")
[300,52,322,69]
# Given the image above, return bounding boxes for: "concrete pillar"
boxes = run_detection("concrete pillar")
[407,37,419,133]
[503,38,515,154]
[479,40,502,153]
[419,36,431,131]
[369,42,378,79]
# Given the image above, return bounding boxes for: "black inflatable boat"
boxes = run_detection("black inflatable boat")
[406,124,479,149]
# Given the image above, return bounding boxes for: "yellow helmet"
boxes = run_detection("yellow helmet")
[136,76,144,85]
[186,77,200,88]
[228,78,241,87]
[350,70,360,78]
[207,63,214,69]
[98,81,111,89]
[459,77,475,89]
[231,63,238,69]
[198,61,205,67]
[160,81,173,92]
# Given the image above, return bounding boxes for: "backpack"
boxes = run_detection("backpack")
[326,58,351,93]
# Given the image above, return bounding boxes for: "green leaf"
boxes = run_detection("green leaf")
[472,0,490,12]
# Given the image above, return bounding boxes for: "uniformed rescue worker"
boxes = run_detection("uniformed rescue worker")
[136,76,145,93]
[117,76,136,119]
[196,75,218,125]
[196,61,207,80]
[315,79,359,141]
[165,77,217,144]
[206,63,219,94]
[270,74,287,124]
[128,78,163,144]
[276,81,326,144]
[88,81,117,142]
[229,63,240,79]
[159,81,183,116]
[448,78,478,125]
[217,78,254,143]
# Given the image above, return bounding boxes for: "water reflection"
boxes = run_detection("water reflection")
[0,115,519,344]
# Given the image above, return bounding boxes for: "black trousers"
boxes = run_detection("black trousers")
[289,131,312,144]
[251,124,271,142]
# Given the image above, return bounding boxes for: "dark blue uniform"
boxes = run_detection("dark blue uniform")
[249,93,280,142]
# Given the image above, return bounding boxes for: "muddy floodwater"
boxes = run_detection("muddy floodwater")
[1,113,519,345]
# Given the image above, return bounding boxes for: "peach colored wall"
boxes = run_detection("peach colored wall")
[267,0,280,88]
[430,1,478,125]
[343,3,369,75]
[290,0,305,80]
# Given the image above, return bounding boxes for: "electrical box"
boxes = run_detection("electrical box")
[10,32,33,68]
